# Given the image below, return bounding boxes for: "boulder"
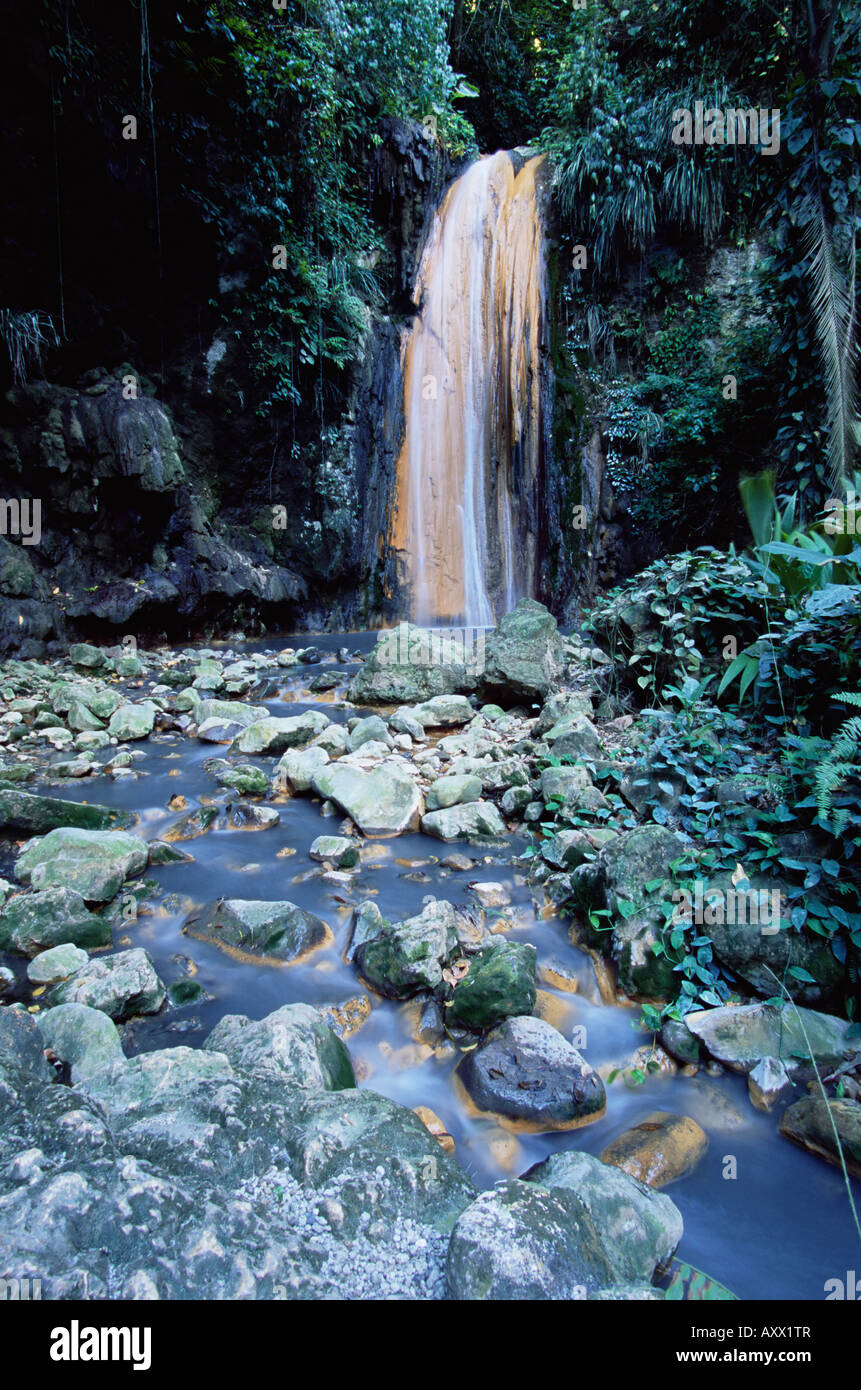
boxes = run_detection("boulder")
[287,1087,475,1232]
[346,715,391,752]
[311,762,422,835]
[212,764,270,796]
[523,1149,683,1283]
[16,828,148,903]
[193,697,270,730]
[182,899,330,963]
[700,874,842,1005]
[0,887,111,955]
[540,765,609,814]
[543,712,602,761]
[779,1097,861,1177]
[457,1015,605,1128]
[235,712,330,754]
[355,899,459,998]
[107,702,156,741]
[446,1180,617,1300]
[534,690,594,737]
[404,695,475,727]
[0,1007,53,1082]
[347,623,480,704]
[47,947,166,1019]
[421,800,506,842]
[26,943,89,983]
[425,774,483,811]
[541,827,618,871]
[447,940,537,1029]
[204,1002,355,1091]
[480,599,565,701]
[68,643,106,669]
[0,789,132,835]
[308,835,359,869]
[275,745,330,792]
[684,1002,853,1075]
[37,1002,124,1082]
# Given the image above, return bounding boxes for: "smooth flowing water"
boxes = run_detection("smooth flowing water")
[392,151,545,626]
[14,634,860,1302]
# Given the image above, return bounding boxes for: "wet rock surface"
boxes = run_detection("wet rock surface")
[0,623,855,1301]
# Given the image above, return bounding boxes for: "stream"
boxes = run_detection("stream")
[10,631,860,1302]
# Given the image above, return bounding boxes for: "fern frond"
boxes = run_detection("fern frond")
[814,713,861,823]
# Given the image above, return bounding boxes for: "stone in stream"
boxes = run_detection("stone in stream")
[182,898,331,963]
[26,943,89,983]
[425,774,483,810]
[204,1002,355,1091]
[68,643,106,669]
[275,744,330,792]
[66,697,105,732]
[163,806,219,841]
[346,900,387,962]
[309,835,359,869]
[47,947,166,1020]
[37,1002,124,1082]
[235,711,330,754]
[468,882,510,909]
[779,1097,861,1177]
[457,1015,606,1128]
[311,762,423,836]
[522,1150,683,1284]
[446,940,537,1029]
[312,723,348,756]
[221,803,279,832]
[402,694,475,727]
[0,788,133,834]
[16,828,149,904]
[446,1179,618,1300]
[197,716,251,743]
[354,898,460,998]
[421,800,506,842]
[193,697,269,731]
[748,1056,792,1112]
[346,715,391,752]
[347,622,481,704]
[599,1112,708,1188]
[211,763,270,796]
[0,886,111,956]
[683,1001,854,1075]
[480,598,565,702]
[540,764,609,814]
[107,702,157,740]
[308,669,346,691]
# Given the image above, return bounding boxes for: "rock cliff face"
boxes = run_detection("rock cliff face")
[0,119,451,654]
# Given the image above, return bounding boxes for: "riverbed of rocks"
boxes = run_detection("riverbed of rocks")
[0,597,858,1298]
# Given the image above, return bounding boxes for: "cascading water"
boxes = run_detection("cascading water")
[391,150,546,626]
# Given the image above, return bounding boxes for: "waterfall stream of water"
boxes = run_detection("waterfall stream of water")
[392,151,545,626]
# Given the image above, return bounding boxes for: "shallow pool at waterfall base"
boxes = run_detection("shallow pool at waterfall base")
[1,629,857,1303]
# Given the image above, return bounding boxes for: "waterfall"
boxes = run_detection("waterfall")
[391,150,546,626]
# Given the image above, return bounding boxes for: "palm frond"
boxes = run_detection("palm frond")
[801,208,859,490]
